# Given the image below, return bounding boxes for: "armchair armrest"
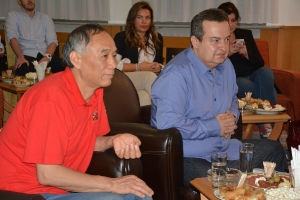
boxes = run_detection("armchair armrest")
[272,68,300,120]
[87,122,184,200]
[0,190,45,200]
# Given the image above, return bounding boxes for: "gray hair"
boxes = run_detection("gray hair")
[191,8,229,42]
[62,24,105,68]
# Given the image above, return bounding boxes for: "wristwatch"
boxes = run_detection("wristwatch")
[44,53,52,61]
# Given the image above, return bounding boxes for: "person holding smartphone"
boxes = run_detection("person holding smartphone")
[218,2,277,137]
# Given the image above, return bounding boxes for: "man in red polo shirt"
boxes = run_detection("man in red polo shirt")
[0,24,153,200]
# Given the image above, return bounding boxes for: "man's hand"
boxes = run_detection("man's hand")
[110,175,154,198]
[112,134,142,159]
[216,110,237,139]
[15,56,29,68]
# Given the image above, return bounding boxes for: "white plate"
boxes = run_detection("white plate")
[214,189,224,200]
[255,107,286,115]
[10,83,32,87]
[1,79,13,83]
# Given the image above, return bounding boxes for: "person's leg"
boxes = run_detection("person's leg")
[249,67,277,104]
[49,55,66,73]
[137,89,151,106]
[125,71,157,106]
[14,55,36,76]
[122,193,152,200]
[244,139,287,172]
[183,157,211,188]
[42,192,124,200]
[236,77,255,98]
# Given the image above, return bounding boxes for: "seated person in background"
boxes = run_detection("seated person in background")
[5,0,65,76]
[150,8,287,188]
[0,24,153,200]
[114,1,163,106]
[218,2,277,137]
[0,41,7,72]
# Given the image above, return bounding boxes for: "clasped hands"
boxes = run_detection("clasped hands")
[216,110,237,139]
[139,61,161,73]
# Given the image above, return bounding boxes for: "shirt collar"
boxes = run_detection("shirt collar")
[186,46,224,76]
[21,10,37,19]
[62,67,102,106]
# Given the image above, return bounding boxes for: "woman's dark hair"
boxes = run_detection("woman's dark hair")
[218,2,241,21]
[62,24,104,68]
[125,1,161,55]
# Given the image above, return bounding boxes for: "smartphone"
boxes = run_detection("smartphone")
[235,39,244,46]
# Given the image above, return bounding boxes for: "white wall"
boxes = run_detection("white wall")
[277,0,300,25]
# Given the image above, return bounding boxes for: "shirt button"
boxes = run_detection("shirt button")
[214,98,216,101]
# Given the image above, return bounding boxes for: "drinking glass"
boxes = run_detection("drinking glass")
[239,143,254,173]
[211,152,227,171]
[211,168,226,189]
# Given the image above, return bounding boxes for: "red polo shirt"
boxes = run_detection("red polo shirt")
[0,68,110,194]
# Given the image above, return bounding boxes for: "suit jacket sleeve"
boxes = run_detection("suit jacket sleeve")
[235,29,264,69]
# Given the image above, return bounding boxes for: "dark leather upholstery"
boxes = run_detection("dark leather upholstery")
[103,69,151,124]
[0,190,45,200]
[87,122,184,200]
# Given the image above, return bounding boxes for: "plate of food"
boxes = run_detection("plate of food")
[10,76,34,86]
[255,107,286,115]
[215,184,265,199]
[10,83,32,87]
[245,173,291,189]
[214,188,223,200]
[1,76,14,83]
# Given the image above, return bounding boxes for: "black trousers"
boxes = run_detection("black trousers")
[15,52,66,76]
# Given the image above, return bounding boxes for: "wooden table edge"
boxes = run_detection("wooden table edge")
[190,178,218,200]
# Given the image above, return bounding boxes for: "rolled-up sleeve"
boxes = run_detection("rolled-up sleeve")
[5,12,20,43]
[44,15,58,46]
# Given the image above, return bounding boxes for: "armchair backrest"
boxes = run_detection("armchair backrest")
[2,22,15,71]
[255,40,270,67]
[103,69,142,123]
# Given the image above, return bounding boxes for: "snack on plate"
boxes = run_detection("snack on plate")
[245,173,290,189]
[265,187,300,200]
[239,92,284,111]
[219,184,265,200]
[25,72,37,79]
[11,76,33,85]
[238,99,247,109]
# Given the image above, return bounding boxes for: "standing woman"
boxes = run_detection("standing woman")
[218,2,277,137]
[114,1,163,106]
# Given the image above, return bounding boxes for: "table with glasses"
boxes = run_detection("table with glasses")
[242,113,290,141]
[0,81,31,101]
[190,177,218,200]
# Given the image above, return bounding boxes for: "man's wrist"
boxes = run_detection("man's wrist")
[44,53,52,61]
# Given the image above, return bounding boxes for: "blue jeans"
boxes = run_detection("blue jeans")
[183,139,287,188]
[236,67,277,104]
[41,192,152,200]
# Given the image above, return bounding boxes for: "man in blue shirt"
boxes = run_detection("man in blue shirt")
[5,0,65,76]
[151,9,287,188]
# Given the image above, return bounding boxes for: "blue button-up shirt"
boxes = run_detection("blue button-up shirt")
[151,47,241,161]
[5,11,58,58]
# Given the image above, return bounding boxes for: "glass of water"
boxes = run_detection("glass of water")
[239,143,254,173]
[211,168,226,189]
[211,152,227,171]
